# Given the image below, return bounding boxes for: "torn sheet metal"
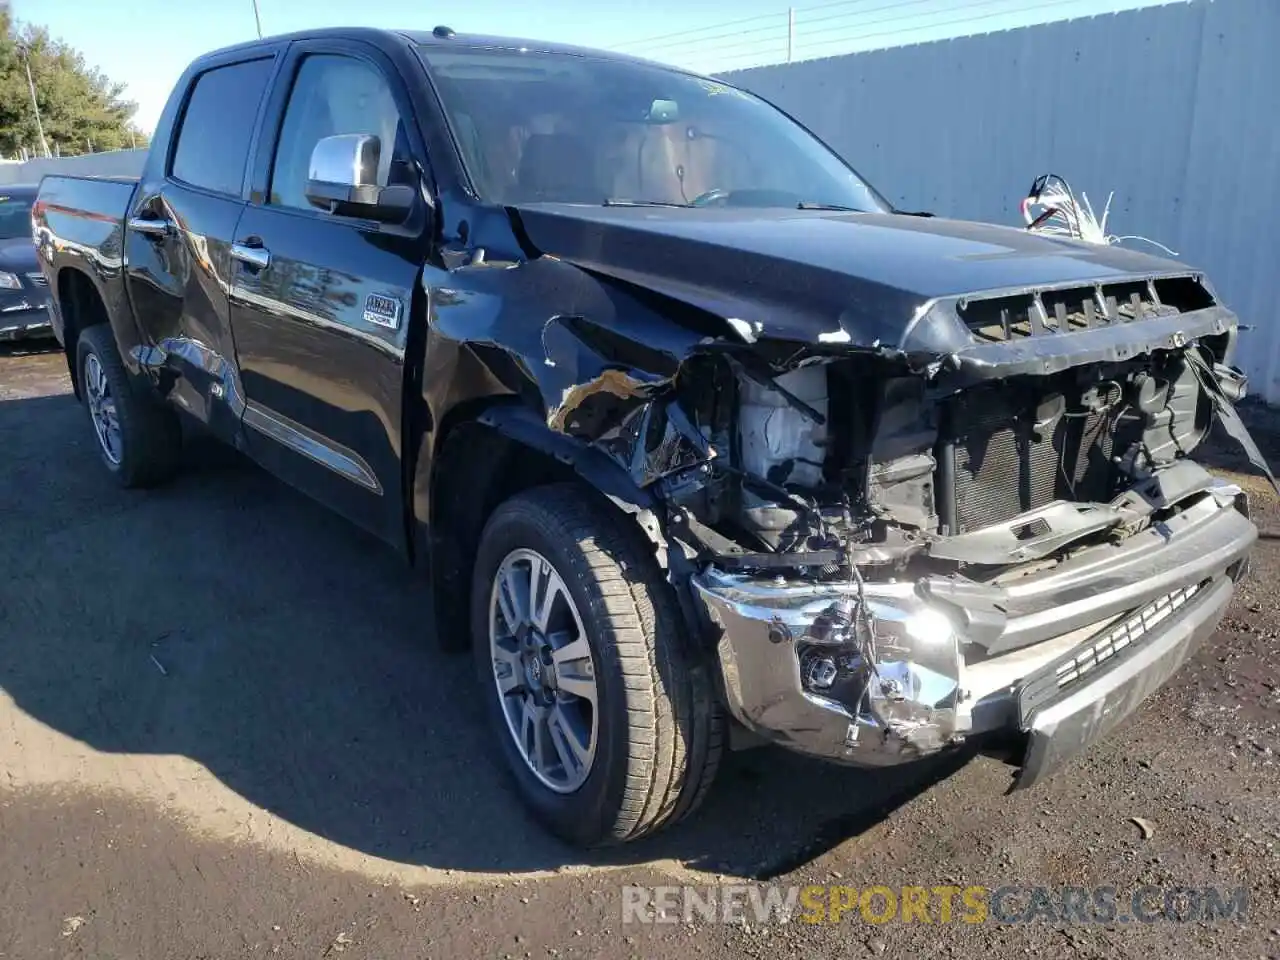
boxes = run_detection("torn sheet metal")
[1187,349,1280,496]
[592,396,714,489]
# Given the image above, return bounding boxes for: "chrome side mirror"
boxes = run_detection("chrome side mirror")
[304,134,415,224]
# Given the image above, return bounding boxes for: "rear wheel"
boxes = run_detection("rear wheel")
[472,483,724,846]
[76,325,181,488]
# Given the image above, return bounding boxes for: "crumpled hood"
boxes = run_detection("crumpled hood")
[0,237,37,275]
[513,203,1195,349]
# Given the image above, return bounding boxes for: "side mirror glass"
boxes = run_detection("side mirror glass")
[304,133,415,224]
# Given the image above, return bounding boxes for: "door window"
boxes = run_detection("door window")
[171,58,274,197]
[269,55,414,212]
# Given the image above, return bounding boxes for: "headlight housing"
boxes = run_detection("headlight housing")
[0,271,21,290]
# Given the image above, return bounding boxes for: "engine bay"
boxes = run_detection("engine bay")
[539,267,1267,588]
[657,339,1230,582]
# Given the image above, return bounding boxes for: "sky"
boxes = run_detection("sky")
[19,0,1173,134]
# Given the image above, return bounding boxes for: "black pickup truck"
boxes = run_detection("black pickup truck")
[33,26,1263,846]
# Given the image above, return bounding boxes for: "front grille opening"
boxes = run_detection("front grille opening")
[26,272,47,288]
[1054,583,1203,690]
[960,277,1211,343]
[1154,275,1215,311]
[1105,281,1158,322]
[960,293,1037,342]
[1040,288,1094,332]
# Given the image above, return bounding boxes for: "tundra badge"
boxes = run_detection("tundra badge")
[363,293,401,330]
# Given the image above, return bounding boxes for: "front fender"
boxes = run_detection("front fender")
[476,403,669,563]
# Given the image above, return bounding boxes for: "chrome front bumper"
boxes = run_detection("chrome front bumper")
[0,303,53,341]
[692,471,1255,778]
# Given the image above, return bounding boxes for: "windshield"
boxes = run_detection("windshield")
[0,194,34,241]
[418,48,888,212]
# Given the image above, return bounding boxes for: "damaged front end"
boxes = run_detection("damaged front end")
[548,272,1262,781]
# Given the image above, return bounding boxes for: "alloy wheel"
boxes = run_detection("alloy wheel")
[488,548,598,793]
[83,352,122,465]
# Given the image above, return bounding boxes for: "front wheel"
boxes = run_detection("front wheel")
[471,483,724,846]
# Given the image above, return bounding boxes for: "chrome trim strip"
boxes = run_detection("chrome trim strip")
[243,402,382,495]
[0,320,52,336]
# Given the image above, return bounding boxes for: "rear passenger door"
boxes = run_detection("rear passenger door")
[124,52,278,442]
[228,39,431,547]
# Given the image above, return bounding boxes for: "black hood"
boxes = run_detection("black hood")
[0,237,37,275]
[512,204,1195,350]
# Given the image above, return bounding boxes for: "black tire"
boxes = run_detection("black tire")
[76,325,181,488]
[471,483,724,846]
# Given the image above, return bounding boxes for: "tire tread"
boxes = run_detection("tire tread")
[483,483,724,843]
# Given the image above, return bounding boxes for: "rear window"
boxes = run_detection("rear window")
[171,58,274,197]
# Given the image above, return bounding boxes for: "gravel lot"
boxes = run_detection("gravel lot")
[0,341,1277,958]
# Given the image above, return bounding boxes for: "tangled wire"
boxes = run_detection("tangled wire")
[1020,172,1178,256]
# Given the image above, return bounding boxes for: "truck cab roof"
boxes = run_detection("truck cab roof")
[189,26,673,74]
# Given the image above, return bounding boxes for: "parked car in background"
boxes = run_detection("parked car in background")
[32,28,1262,847]
[0,185,52,341]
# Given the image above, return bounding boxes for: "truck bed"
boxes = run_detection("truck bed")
[32,175,139,349]
[34,175,138,263]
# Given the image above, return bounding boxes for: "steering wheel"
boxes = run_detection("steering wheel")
[690,188,731,207]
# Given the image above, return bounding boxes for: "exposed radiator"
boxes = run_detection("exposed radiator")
[946,388,1140,533]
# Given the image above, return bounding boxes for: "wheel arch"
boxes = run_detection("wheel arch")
[423,400,676,651]
[55,266,111,398]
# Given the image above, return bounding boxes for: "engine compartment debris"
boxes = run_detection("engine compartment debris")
[1021,172,1179,256]
[551,270,1243,589]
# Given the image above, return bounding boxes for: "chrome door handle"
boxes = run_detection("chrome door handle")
[230,242,271,271]
[128,216,171,238]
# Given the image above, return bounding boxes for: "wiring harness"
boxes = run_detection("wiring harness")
[1021,172,1178,256]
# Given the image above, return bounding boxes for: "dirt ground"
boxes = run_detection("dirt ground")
[0,341,1277,959]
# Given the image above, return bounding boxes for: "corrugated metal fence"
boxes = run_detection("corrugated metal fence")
[727,0,1280,400]
[0,149,146,186]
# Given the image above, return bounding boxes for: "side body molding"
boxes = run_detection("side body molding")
[243,401,383,494]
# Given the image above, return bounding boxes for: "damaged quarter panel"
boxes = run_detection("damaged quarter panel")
[412,231,723,549]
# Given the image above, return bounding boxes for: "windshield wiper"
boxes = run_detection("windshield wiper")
[796,201,864,212]
[603,198,694,208]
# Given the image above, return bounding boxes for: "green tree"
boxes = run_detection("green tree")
[0,2,147,158]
